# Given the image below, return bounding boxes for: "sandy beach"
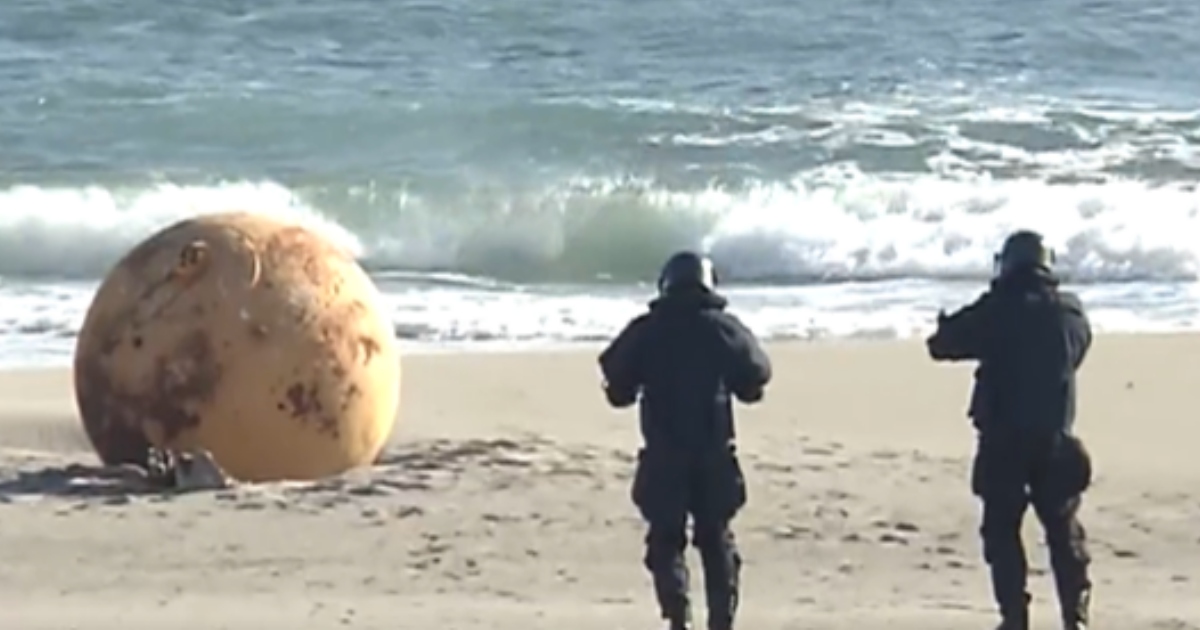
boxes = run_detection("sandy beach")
[1,335,1197,629]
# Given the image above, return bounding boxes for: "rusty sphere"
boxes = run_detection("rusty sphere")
[72,211,401,482]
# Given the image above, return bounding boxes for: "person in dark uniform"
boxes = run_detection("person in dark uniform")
[598,251,772,630]
[926,230,1094,630]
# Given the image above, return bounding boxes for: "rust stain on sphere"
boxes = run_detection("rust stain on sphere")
[72,212,401,482]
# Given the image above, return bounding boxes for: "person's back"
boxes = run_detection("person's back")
[631,289,765,456]
[971,269,1089,438]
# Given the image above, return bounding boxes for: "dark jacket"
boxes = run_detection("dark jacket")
[926,269,1091,436]
[598,290,772,453]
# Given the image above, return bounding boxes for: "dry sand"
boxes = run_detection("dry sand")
[1,335,1197,629]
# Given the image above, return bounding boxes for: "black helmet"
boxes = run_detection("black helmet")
[657,251,718,296]
[994,229,1055,278]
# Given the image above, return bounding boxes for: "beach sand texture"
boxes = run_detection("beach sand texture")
[1,336,1197,629]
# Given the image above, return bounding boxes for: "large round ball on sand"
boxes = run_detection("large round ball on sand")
[72,212,401,482]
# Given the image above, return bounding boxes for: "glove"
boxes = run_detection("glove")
[603,382,638,408]
[733,385,764,403]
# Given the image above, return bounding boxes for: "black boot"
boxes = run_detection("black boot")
[1050,553,1091,630]
[645,542,691,630]
[652,573,690,630]
[1059,585,1090,630]
[697,538,740,630]
[993,593,1030,630]
[666,611,692,630]
[983,528,1031,630]
[994,612,1028,630]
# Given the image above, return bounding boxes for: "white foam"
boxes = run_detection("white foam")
[0,181,360,277]
[0,171,1195,284]
[1,278,1195,368]
[696,170,1200,283]
[0,171,1198,284]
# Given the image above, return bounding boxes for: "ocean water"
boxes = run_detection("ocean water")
[2,0,1200,366]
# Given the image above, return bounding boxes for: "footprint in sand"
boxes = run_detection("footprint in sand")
[395,505,423,519]
[772,524,816,540]
[872,519,920,532]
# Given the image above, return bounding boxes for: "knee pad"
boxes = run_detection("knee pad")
[692,524,739,566]
[644,530,687,570]
[691,522,732,548]
[1045,524,1091,566]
